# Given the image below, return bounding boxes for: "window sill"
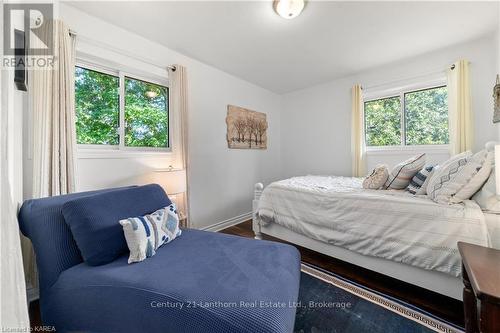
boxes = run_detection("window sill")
[77,147,172,159]
[366,145,449,155]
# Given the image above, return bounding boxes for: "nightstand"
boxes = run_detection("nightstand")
[458,242,500,333]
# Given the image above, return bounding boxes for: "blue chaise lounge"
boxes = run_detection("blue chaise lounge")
[18,185,301,333]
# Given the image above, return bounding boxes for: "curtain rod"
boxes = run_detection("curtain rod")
[362,63,459,91]
[69,29,176,71]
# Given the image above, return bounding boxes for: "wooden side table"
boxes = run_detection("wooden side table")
[458,242,500,333]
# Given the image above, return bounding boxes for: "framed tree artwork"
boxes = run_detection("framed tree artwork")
[226,105,267,149]
[494,75,500,123]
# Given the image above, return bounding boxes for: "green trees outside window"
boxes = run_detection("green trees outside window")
[125,77,168,148]
[75,66,169,149]
[364,86,448,147]
[75,67,119,145]
[365,96,401,146]
[405,86,448,145]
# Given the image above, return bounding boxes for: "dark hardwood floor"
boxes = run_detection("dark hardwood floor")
[220,220,465,328]
[29,220,464,329]
[29,299,42,328]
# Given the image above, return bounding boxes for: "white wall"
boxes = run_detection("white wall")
[21,5,499,230]
[281,34,499,178]
[496,6,500,139]
[498,4,500,74]
[23,4,283,230]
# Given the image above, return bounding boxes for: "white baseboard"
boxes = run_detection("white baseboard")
[202,212,252,232]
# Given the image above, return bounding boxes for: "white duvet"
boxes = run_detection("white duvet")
[257,176,491,277]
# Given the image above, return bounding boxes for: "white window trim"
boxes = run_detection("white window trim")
[76,147,173,159]
[75,57,172,159]
[363,77,446,101]
[363,76,449,152]
[366,144,450,155]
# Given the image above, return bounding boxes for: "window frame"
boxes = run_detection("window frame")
[363,78,449,152]
[75,59,171,158]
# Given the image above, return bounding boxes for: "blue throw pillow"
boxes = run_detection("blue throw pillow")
[62,184,171,266]
[407,165,434,195]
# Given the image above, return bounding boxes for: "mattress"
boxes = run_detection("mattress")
[46,229,301,333]
[257,175,491,277]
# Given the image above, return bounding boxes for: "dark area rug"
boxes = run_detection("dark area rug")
[295,264,463,333]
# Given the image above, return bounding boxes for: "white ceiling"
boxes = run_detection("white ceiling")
[67,1,499,94]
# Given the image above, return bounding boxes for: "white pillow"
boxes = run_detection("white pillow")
[363,165,389,190]
[472,150,500,212]
[120,203,182,264]
[385,154,426,190]
[451,152,493,203]
[427,150,482,204]
[472,174,500,211]
[426,151,470,202]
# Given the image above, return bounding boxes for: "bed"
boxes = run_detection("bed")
[252,175,496,300]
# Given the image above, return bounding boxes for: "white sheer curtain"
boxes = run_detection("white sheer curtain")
[0,169,30,329]
[32,20,77,197]
[351,84,365,177]
[447,59,473,155]
[23,20,77,293]
[167,65,190,227]
[0,39,30,331]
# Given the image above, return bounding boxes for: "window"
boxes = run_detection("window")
[125,77,168,148]
[364,85,448,147]
[75,65,169,151]
[75,67,119,145]
[404,86,448,145]
[364,96,401,147]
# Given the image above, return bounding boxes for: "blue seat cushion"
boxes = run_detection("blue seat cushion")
[62,184,171,266]
[46,230,301,333]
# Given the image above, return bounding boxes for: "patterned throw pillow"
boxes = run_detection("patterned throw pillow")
[451,151,493,203]
[417,166,438,195]
[426,151,478,204]
[385,154,426,190]
[407,165,434,195]
[120,203,182,264]
[363,165,389,190]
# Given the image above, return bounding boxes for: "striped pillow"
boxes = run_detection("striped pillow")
[119,203,182,264]
[385,154,426,190]
[407,165,434,195]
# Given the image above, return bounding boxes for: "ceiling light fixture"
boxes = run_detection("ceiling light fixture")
[273,0,305,19]
[146,91,158,98]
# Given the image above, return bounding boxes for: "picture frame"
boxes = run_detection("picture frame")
[493,75,500,123]
[226,105,268,149]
